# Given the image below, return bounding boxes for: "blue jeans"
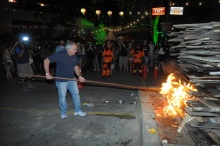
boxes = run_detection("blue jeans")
[55,81,81,114]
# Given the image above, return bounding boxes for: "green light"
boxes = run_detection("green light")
[94,23,106,42]
[153,16,160,44]
[80,18,106,43]
[81,18,94,27]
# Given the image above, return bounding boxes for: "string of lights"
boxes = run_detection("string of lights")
[3,0,220,41]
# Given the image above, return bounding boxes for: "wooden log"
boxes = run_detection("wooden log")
[190,79,220,84]
[173,23,209,28]
[180,58,214,68]
[188,75,220,79]
[186,45,220,49]
[207,89,220,98]
[209,71,220,75]
[186,124,218,145]
[198,98,220,109]
[179,55,220,63]
[186,107,219,116]
[180,50,220,55]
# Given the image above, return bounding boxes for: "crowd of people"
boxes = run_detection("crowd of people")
[1,38,170,118]
[1,38,171,80]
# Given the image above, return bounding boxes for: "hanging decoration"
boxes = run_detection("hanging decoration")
[39,3,46,7]
[107,11,112,17]
[119,11,124,17]
[81,8,86,15]
[153,16,160,44]
[9,0,17,2]
[95,10,101,17]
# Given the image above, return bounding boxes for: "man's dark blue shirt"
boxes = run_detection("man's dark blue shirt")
[48,50,78,82]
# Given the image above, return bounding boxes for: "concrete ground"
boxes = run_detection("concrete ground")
[0,66,167,146]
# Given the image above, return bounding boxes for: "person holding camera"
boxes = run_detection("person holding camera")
[15,41,35,92]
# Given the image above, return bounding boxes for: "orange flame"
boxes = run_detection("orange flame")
[160,73,197,116]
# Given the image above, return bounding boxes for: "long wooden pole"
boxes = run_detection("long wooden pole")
[19,74,160,92]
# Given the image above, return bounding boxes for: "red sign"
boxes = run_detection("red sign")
[152,7,165,15]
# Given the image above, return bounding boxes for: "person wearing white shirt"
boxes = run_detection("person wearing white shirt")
[55,40,65,53]
[148,41,154,67]
[158,43,166,73]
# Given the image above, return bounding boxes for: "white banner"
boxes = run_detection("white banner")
[170,7,183,15]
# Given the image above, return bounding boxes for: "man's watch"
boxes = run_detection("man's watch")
[46,73,50,76]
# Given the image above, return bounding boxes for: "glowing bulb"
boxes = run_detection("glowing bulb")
[9,0,17,2]
[81,8,86,15]
[95,10,101,16]
[107,11,112,17]
[40,3,45,7]
[119,11,124,17]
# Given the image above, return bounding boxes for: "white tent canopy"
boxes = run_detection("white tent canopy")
[105,31,117,41]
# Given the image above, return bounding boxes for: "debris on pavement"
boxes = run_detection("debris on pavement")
[119,100,123,104]
[148,128,157,134]
[88,112,136,119]
[82,102,94,107]
[162,139,168,144]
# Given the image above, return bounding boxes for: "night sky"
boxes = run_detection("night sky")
[9,0,220,25]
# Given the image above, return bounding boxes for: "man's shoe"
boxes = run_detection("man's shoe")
[74,111,86,116]
[61,113,67,119]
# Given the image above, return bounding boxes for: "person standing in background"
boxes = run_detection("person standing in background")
[127,41,133,75]
[2,44,13,79]
[31,42,41,74]
[80,43,86,72]
[15,41,35,92]
[102,40,113,77]
[86,44,95,72]
[39,43,48,75]
[118,39,128,74]
[158,43,166,73]
[154,42,160,68]
[131,42,144,76]
[55,40,65,53]
[148,41,154,67]
[93,44,100,71]
[143,39,150,64]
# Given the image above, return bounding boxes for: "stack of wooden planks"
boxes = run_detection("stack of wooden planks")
[168,22,220,145]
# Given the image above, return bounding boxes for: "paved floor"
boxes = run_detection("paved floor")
[0,67,167,146]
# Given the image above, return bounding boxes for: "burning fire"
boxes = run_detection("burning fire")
[160,73,197,116]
